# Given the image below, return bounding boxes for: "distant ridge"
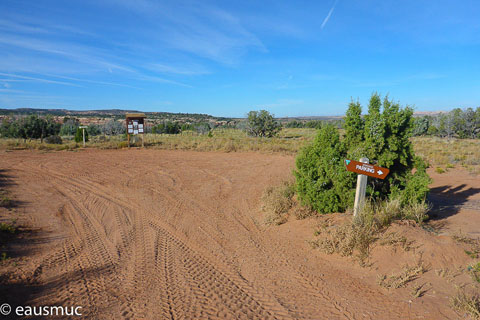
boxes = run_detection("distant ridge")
[0,108,215,118]
[0,107,452,119]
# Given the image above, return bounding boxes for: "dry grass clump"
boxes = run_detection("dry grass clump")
[452,232,480,260]
[450,287,480,319]
[313,198,429,264]
[412,136,480,175]
[377,260,427,289]
[410,283,428,298]
[261,180,295,225]
[379,232,414,252]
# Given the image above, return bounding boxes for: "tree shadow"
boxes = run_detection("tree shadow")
[428,184,480,220]
[0,169,26,209]
[0,264,111,319]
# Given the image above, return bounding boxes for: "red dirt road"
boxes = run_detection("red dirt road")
[0,149,467,319]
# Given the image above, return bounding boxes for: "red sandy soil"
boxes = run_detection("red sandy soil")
[0,149,479,319]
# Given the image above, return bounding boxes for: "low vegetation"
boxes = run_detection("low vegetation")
[377,260,427,289]
[450,287,480,319]
[261,180,295,225]
[413,136,480,175]
[468,262,480,283]
[311,198,429,264]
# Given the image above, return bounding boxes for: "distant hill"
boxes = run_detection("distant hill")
[0,107,448,121]
[0,108,234,123]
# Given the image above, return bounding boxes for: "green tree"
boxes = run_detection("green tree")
[74,127,89,143]
[344,99,363,149]
[60,118,79,136]
[294,93,431,214]
[412,117,429,136]
[245,110,281,137]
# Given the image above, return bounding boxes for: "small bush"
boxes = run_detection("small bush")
[45,135,63,144]
[262,180,295,225]
[117,141,129,148]
[401,201,430,224]
[435,167,446,174]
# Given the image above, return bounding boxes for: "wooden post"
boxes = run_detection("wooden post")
[127,133,131,148]
[141,134,144,148]
[79,126,88,148]
[82,128,86,147]
[353,157,369,217]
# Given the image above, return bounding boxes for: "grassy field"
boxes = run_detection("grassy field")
[1,128,479,174]
[0,128,317,154]
[412,136,480,175]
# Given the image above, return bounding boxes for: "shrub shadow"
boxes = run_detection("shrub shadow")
[428,184,480,220]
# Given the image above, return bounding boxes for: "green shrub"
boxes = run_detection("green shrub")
[294,93,431,214]
[74,128,89,143]
[435,167,445,174]
[294,125,356,213]
[45,135,63,144]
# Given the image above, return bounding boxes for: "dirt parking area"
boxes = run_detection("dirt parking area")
[1,149,479,319]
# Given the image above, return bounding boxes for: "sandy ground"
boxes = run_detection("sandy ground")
[0,149,479,319]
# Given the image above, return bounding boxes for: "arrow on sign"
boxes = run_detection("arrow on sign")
[344,159,390,179]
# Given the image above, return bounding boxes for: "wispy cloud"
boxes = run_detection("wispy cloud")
[0,72,83,87]
[135,75,192,88]
[105,0,266,64]
[321,0,339,30]
[149,63,209,76]
[40,73,141,89]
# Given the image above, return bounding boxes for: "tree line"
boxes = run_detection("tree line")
[412,107,480,139]
[0,115,127,141]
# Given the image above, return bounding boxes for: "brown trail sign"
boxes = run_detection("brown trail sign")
[344,159,389,179]
[345,158,390,217]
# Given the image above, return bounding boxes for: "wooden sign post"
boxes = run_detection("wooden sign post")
[344,158,390,217]
[79,126,88,148]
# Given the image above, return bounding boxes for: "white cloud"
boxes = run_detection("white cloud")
[321,0,339,30]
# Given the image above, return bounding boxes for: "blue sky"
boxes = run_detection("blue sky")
[0,0,479,117]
